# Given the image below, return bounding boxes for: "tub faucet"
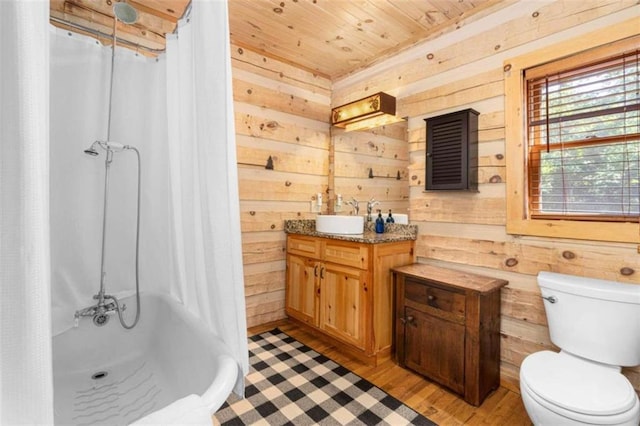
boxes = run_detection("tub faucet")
[347,198,359,216]
[366,198,380,221]
[74,294,123,327]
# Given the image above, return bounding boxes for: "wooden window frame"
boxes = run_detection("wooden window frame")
[504,19,640,243]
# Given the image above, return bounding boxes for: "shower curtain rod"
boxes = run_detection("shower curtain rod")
[50,16,165,56]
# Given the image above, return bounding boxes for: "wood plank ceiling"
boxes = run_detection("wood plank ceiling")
[50,0,509,80]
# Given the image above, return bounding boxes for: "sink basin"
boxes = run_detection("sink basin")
[316,215,364,235]
[392,213,409,224]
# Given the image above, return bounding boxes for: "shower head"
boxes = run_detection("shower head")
[84,141,100,156]
[83,141,129,157]
[113,2,138,25]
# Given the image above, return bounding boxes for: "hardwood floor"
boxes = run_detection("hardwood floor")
[248,320,532,426]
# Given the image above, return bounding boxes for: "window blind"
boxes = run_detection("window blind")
[526,49,640,221]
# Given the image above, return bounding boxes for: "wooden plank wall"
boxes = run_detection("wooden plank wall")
[331,0,640,394]
[232,46,411,328]
[231,45,331,327]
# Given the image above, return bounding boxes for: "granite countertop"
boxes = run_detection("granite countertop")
[284,219,418,244]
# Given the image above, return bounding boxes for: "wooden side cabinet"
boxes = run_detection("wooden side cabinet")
[393,263,508,406]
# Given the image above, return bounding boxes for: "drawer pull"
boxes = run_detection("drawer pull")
[400,315,415,325]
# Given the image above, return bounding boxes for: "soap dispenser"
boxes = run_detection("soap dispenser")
[386,209,395,224]
[375,210,385,234]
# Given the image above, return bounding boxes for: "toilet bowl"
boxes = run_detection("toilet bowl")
[520,351,640,425]
[520,272,640,425]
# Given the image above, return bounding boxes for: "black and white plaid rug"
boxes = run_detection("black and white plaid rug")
[214,328,436,425]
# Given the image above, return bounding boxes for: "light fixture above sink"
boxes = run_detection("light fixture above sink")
[316,215,364,235]
[331,92,405,132]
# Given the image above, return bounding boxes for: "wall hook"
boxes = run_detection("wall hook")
[265,155,274,170]
[238,155,275,170]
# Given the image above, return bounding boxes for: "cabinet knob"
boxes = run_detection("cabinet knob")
[400,315,415,325]
[427,295,435,301]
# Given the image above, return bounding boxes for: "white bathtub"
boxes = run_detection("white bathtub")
[52,292,238,425]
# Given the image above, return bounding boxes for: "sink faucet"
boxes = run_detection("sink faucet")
[366,198,380,222]
[347,197,359,216]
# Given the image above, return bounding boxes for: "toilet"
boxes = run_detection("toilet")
[520,271,640,425]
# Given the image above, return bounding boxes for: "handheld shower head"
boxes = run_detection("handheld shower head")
[84,141,100,156]
[83,141,130,157]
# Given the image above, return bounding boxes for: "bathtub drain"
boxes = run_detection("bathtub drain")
[91,371,108,380]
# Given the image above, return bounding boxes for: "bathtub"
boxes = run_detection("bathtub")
[52,292,238,425]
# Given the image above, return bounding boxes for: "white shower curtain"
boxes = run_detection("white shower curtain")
[166,0,248,396]
[1,0,246,419]
[0,1,53,423]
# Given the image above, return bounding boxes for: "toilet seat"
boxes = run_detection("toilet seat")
[521,351,639,420]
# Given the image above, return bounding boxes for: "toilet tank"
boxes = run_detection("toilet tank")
[537,271,640,367]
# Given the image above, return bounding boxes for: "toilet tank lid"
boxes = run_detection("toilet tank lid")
[521,351,638,416]
[538,271,640,304]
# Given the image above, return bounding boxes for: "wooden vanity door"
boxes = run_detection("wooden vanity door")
[285,254,319,327]
[319,262,368,350]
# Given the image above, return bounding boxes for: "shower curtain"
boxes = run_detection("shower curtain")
[1,0,246,419]
[165,0,249,395]
[49,0,248,397]
[0,1,53,423]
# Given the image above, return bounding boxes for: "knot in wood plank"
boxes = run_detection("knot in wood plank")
[620,267,635,276]
[505,258,518,267]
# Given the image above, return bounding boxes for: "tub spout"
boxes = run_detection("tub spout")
[75,305,97,319]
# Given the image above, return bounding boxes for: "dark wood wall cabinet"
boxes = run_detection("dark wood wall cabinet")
[425,108,479,191]
[393,263,507,406]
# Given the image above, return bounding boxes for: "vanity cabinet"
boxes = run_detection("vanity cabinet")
[393,263,507,406]
[286,234,414,365]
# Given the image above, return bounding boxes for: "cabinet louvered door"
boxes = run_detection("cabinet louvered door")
[425,109,479,190]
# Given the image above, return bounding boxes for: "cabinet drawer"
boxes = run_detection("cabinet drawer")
[323,240,368,269]
[405,278,465,319]
[288,236,321,258]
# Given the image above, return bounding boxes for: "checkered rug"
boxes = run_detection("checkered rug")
[214,328,436,425]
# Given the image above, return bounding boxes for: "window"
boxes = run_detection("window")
[526,50,639,221]
[504,23,640,243]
